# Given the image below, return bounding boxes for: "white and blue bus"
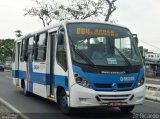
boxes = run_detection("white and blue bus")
[12,21,145,113]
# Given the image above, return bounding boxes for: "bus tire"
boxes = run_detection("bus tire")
[58,90,71,114]
[119,106,135,113]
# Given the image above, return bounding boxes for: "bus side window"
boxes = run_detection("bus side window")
[56,28,67,71]
[20,39,27,62]
[35,32,47,61]
[27,36,35,61]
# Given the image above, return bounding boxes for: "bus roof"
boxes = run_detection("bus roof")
[15,20,128,42]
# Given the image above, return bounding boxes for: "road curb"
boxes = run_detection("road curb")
[145,84,160,102]
[146,78,160,82]
[145,97,160,103]
[4,70,11,72]
[0,98,29,119]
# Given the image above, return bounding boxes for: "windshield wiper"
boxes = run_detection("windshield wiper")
[72,45,96,68]
[114,46,132,67]
[107,37,132,67]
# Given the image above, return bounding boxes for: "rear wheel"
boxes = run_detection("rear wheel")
[58,90,71,114]
[119,106,135,113]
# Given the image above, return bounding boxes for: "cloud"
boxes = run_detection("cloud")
[113,0,160,51]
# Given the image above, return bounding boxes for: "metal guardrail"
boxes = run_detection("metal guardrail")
[145,84,160,102]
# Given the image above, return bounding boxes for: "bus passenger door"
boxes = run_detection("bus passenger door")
[50,32,57,96]
[54,27,68,96]
[14,42,20,86]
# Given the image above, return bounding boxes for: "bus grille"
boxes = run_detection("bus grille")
[94,83,133,91]
[96,94,131,104]
[94,84,112,88]
[117,83,133,88]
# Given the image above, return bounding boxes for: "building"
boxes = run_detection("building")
[145,52,160,61]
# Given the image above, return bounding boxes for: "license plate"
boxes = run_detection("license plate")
[107,102,121,107]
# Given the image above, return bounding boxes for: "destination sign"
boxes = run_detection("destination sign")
[76,28,118,37]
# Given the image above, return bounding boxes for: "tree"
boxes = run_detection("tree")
[24,0,118,27]
[15,30,23,38]
[0,39,14,62]
[24,0,62,27]
[59,0,106,20]
[104,0,117,21]
[60,0,117,21]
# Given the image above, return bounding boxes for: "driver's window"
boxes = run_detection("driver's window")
[56,28,67,71]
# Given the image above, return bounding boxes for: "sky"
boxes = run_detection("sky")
[0,0,160,52]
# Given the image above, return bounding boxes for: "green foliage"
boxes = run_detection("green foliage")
[0,39,14,62]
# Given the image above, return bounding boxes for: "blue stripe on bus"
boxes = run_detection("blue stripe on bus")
[29,81,33,92]
[12,70,68,91]
[54,75,68,90]
[12,70,20,78]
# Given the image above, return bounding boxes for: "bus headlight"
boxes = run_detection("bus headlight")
[136,78,145,88]
[74,73,91,88]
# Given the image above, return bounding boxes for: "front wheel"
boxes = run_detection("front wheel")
[58,90,71,114]
[119,106,135,113]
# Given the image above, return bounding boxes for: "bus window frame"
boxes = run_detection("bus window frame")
[56,26,68,72]
[26,35,36,62]
[34,31,48,62]
[20,38,27,62]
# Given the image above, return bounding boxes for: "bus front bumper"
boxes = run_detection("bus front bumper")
[69,84,146,107]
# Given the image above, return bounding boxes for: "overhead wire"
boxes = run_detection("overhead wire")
[139,39,160,51]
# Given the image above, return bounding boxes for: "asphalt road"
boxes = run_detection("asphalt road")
[0,71,160,119]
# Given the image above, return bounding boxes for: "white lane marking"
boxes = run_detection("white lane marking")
[0,97,29,119]
[145,99,160,104]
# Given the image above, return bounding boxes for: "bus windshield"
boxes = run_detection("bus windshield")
[67,23,142,66]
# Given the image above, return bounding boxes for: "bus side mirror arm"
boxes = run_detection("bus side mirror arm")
[58,33,64,45]
[132,34,138,44]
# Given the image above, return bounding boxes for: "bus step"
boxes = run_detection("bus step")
[47,96,55,101]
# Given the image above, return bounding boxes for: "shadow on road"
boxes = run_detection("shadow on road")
[15,91,134,119]
[25,110,134,119]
